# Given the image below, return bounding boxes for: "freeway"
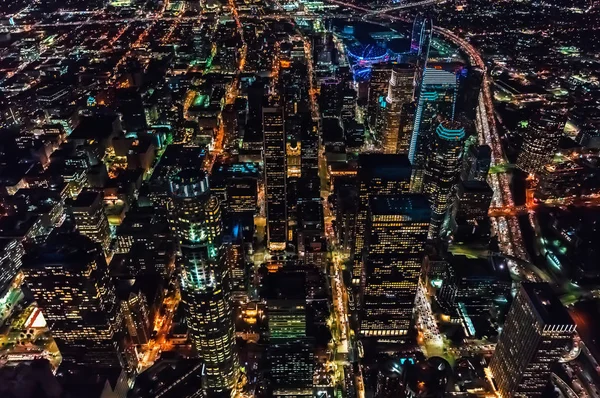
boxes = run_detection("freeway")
[434,27,530,264]
[363,0,444,17]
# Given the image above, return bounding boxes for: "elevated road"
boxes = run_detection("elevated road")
[434,27,530,263]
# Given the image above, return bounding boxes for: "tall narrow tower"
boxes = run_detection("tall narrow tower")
[381,64,415,154]
[409,68,458,192]
[351,154,412,289]
[168,169,239,395]
[423,121,465,239]
[263,107,287,251]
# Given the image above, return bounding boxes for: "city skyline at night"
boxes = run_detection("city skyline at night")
[0,0,598,397]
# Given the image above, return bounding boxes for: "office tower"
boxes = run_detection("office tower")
[344,120,365,152]
[490,283,576,397]
[263,270,313,397]
[70,189,111,253]
[382,64,415,154]
[320,78,340,117]
[267,340,314,397]
[119,287,152,346]
[368,64,393,126]
[22,233,122,368]
[335,177,358,254]
[226,177,257,215]
[0,238,24,295]
[361,195,430,339]
[437,255,511,337]
[224,223,247,299]
[461,144,491,182]
[413,17,433,99]
[517,108,567,175]
[536,154,600,202]
[424,122,466,239]
[397,102,416,155]
[352,154,412,288]
[263,107,287,251]
[301,118,319,177]
[455,180,493,223]
[409,68,458,191]
[341,86,357,123]
[168,169,238,394]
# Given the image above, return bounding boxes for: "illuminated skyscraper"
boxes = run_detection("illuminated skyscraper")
[409,68,458,192]
[516,108,567,175]
[461,144,491,182]
[361,195,430,340]
[423,122,466,239]
[490,283,576,398]
[398,102,416,155]
[22,232,122,368]
[168,169,239,395]
[263,107,287,251]
[368,64,393,126]
[351,154,412,288]
[70,189,111,254]
[381,64,415,154]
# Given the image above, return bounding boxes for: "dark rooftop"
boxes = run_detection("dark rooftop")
[522,283,575,326]
[368,194,431,221]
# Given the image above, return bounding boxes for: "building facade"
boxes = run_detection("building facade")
[360,195,430,340]
[489,283,576,397]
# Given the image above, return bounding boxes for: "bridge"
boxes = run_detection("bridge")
[488,205,531,217]
[363,0,445,17]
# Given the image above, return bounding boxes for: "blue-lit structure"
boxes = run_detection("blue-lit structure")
[347,44,391,65]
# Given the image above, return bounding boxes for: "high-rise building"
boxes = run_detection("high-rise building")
[455,180,493,223]
[267,340,314,397]
[0,238,24,295]
[409,68,458,192]
[263,107,287,251]
[461,144,491,182]
[70,189,111,254]
[262,269,313,397]
[320,78,340,117]
[168,169,239,394]
[410,15,432,58]
[22,232,122,368]
[423,122,466,239]
[368,64,393,126]
[351,154,412,288]
[413,17,433,100]
[361,195,430,339]
[341,87,357,123]
[381,64,416,154]
[490,283,576,397]
[516,108,567,175]
[301,118,319,177]
[398,102,416,155]
[119,287,152,346]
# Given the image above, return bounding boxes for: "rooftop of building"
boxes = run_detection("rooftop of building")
[522,283,574,326]
[129,357,205,398]
[459,179,494,193]
[22,232,103,271]
[358,153,412,180]
[71,189,102,208]
[368,194,431,221]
